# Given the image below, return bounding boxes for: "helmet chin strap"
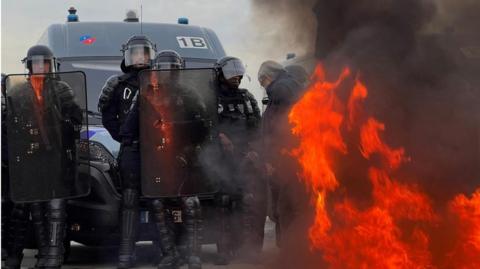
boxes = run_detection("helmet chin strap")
[131,63,150,71]
[121,62,148,74]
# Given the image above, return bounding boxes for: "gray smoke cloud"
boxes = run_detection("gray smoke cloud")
[311,0,480,201]
[248,0,317,57]
[233,0,317,96]
[431,0,480,33]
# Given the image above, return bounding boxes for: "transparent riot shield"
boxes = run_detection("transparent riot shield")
[4,71,90,202]
[139,69,219,198]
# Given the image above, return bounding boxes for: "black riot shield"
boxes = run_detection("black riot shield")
[139,69,219,198]
[4,71,90,202]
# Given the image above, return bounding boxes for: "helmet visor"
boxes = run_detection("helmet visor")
[154,62,182,70]
[124,44,155,67]
[26,56,55,74]
[153,54,183,70]
[221,59,245,80]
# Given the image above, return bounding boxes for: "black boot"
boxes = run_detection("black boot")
[183,196,202,269]
[31,202,49,269]
[118,188,139,269]
[214,194,231,265]
[42,199,67,269]
[4,203,29,269]
[151,199,178,269]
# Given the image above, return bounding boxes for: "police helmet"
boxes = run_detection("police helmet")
[121,35,156,68]
[21,45,56,74]
[153,50,184,70]
[215,56,246,80]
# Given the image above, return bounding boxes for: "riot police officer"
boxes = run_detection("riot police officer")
[4,45,83,269]
[214,56,264,264]
[98,35,160,269]
[131,50,206,269]
[153,50,204,269]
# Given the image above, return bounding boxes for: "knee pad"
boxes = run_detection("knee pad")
[151,199,168,222]
[183,196,200,218]
[11,203,29,220]
[219,195,230,207]
[151,199,165,213]
[47,199,67,220]
[242,193,255,207]
[183,197,200,208]
[183,197,192,208]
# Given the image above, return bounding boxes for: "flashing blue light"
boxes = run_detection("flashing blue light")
[68,14,79,22]
[178,17,189,25]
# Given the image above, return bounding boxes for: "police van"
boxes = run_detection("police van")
[35,9,227,256]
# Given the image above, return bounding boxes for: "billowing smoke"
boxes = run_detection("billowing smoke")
[250,0,480,268]
[310,0,480,201]
[247,0,317,58]
[432,0,480,33]
[232,0,318,102]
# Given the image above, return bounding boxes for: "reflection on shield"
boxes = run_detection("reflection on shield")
[4,71,90,202]
[139,69,219,197]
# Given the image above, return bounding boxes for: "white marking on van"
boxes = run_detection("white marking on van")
[176,36,208,49]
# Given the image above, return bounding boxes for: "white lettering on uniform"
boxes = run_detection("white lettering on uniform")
[123,88,132,100]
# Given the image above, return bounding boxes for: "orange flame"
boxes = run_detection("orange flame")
[360,118,408,170]
[147,72,173,147]
[446,189,480,268]
[30,75,45,104]
[289,65,350,193]
[288,63,479,268]
[347,79,367,130]
[289,65,351,247]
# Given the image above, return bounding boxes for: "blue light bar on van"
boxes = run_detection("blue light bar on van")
[67,7,79,22]
[68,14,79,22]
[178,17,189,25]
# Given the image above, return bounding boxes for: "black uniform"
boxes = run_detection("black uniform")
[99,68,146,268]
[100,71,141,183]
[135,69,209,269]
[99,66,182,269]
[4,75,82,269]
[215,83,265,262]
[99,34,158,267]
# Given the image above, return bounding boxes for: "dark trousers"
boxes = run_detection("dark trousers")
[117,143,183,268]
[117,144,141,267]
[217,158,267,257]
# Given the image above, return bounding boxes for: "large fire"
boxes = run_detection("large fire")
[289,63,480,268]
